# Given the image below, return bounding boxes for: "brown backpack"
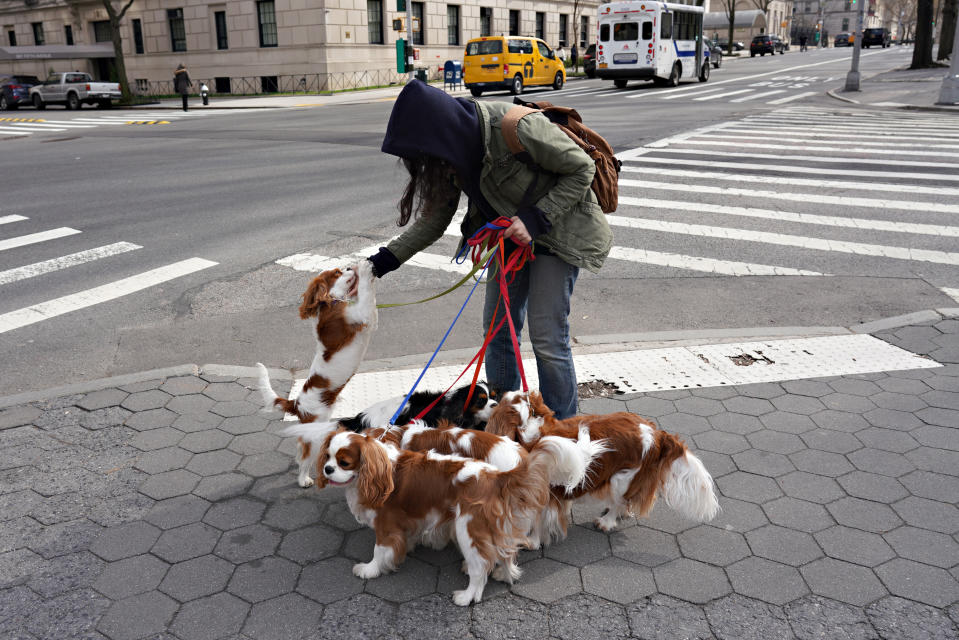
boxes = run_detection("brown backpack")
[501,98,621,214]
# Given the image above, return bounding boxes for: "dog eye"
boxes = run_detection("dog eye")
[338,460,349,468]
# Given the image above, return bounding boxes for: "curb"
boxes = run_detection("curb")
[827,88,860,104]
[4,308,958,409]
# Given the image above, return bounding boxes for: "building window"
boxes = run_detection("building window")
[480,7,492,37]
[7,29,15,46]
[580,15,589,47]
[368,0,383,44]
[842,17,850,30]
[447,5,460,46]
[509,9,519,36]
[135,78,149,92]
[132,19,144,53]
[257,1,278,47]
[261,76,278,92]
[64,25,74,45]
[559,14,568,46]
[535,12,544,39]
[215,77,231,93]
[168,9,186,51]
[93,20,112,43]
[32,22,44,46]
[411,2,424,44]
[215,11,229,49]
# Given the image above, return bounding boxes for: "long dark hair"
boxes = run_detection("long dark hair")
[397,156,459,226]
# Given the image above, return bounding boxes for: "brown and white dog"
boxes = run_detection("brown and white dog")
[256,261,377,487]
[312,426,602,606]
[487,391,720,536]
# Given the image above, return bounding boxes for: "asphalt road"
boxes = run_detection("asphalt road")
[2,45,955,396]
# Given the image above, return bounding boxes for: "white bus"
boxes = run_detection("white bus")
[595,1,710,88]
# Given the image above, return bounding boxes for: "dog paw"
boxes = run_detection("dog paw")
[594,515,618,532]
[452,590,476,606]
[357,259,374,280]
[352,562,381,579]
[298,477,315,488]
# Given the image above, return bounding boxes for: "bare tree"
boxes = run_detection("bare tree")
[571,0,583,71]
[718,0,737,55]
[910,0,935,67]
[939,0,957,60]
[101,0,136,104]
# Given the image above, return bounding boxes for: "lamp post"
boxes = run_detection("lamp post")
[938,9,959,104]
[844,0,867,90]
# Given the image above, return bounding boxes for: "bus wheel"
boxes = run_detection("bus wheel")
[666,63,681,87]
[510,75,524,95]
[614,79,628,89]
[699,61,710,82]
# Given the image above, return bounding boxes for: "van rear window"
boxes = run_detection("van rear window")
[614,22,639,41]
[466,40,503,55]
[508,39,533,54]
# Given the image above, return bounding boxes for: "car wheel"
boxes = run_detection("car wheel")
[32,94,45,110]
[552,72,564,90]
[66,92,80,110]
[667,63,680,87]
[510,74,523,95]
[469,87,483,97]
[713,53,722,69]
[586,70,595,78]
[0,95,8,111]
[751,52,756,57]
[614,78,628,89]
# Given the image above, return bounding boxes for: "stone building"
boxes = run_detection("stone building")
[0,0,605,92]
[703,0,793,46]
[790,0,892,45]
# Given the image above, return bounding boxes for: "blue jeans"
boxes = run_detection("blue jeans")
[483,252,580,419]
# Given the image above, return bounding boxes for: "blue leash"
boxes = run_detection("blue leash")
[387,233,501,426]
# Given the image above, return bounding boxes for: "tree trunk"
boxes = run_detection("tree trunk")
[911,0,935,68]
[727,6,736,55]
[110,18,132,104]
[939,0,957,60]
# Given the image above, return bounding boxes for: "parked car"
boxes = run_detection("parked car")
[704,39,723,68]
[583,43,596,78]
[0,75,41,111]
[29,72,121,109]
[750,34,786,56]
[863,27,891,48]
[716,39,745,51]
[834,32,851,47]
[463,36,566,96]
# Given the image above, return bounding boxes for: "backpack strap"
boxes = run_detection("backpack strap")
[501,105,539,163]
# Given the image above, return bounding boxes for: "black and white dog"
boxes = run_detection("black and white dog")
[338,383,499,432]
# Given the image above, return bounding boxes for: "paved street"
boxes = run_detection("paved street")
[2,43,959,638]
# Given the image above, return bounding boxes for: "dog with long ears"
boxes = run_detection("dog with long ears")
[255,261,377,486]
[311,425,604,606]
[486,391,720,536]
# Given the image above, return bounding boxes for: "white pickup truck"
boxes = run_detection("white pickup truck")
[29,72,122,110]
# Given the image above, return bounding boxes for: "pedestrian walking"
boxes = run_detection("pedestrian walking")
[556,45,568,66]
[367,80,612,419]
[570,43,579,72]
[800,34,808,51]
[173,63,191,112]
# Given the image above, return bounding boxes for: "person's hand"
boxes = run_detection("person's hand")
[503,216,531,246]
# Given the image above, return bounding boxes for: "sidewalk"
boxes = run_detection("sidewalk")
[828,64,959,111]
[1,311,958,639]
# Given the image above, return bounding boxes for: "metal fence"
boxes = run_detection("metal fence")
[135,68,440,98]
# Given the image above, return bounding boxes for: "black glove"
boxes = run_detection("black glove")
[367,247,400,278]
[514,204,552,240]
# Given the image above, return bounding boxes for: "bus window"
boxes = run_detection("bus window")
[661,13,672,39]
[641,21,652,40]
[600,24,610,41]
[613,22,638,41]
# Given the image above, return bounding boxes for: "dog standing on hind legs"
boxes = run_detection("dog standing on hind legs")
[255,260,377,486]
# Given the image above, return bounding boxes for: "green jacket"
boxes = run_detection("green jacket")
[386,100,612,273]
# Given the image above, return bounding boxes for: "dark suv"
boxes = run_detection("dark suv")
[750,34,786,56]
[0,75,41,111]
[862,28,891,48]
[583,43,596,78]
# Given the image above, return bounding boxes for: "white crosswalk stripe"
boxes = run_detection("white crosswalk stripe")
[0,108,241,137]
[269,105,959,304]
[0,216,217,334]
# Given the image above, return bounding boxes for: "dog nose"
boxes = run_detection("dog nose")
[324,465,334,476]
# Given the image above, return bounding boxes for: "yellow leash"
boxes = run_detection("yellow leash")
[375,246,497,309]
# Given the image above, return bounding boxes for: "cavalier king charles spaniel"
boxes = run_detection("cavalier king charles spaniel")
[311,426,603,606]
[486,391,720,536]
[255,261,377,487]
[338,383,499,433]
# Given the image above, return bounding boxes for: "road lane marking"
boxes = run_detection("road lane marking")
[692,89,754,101]
[624,155,959,182]
[0,242,142,286]
[0,257,218,335]
[673,138,959,158]
[766,91,819,104]
[727,124,959,139]
[617,196,959,237]
[659,87,728,100]
[694,132,959,150]
[730,90,786,102]
[621,165,959,196]
[749,113,959,129]
[1,122,96,130]
[643,146,959,169]
[943,288,959,303]
[0,228,81,252]
[68,119,130,125]
[0,127,39,135]
[609,246,825,276]
[606,215,959,266]
[0,215,27,226]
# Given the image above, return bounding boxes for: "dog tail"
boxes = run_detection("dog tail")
[278,420,341,445]
[532,429,607,496]
[662,448,720,522]
[255,363,297,415]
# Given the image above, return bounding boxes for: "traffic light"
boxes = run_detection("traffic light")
[396,38,413,73]
[396,0,405,11]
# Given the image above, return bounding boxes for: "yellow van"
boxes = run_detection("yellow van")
[463,36,566,96]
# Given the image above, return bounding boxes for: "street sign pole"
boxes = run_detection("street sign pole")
[406,2,414,82]
[844,0,867,91]
[937,8,959,104]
